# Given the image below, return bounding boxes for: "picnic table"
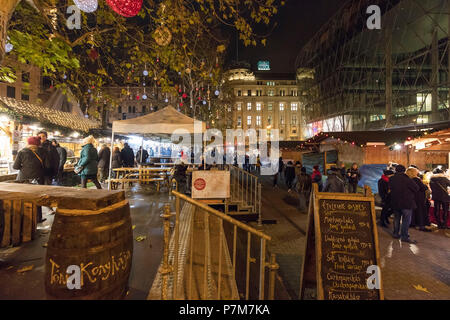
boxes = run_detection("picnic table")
[110,167,173,191]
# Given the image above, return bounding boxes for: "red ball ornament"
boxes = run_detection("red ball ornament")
[106,0,142,17]
[179,102,183,107]
[182,93,188,99]
[136,95,140,100]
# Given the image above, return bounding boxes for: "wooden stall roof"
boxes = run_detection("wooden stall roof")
[0,97,99,133]
[278,130,421,151]
[0,183,125,210]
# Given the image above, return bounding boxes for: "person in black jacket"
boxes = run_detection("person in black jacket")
[324,167,346,193]
[111,147,122,178]
[347,163,361,193]
[406,167,431,232]
[285,161,296,191]
[297,167,312,211]
[136,147,149,165]
[52,139,67,186]
[389,165,420,243]
[38,131,60,185]
[378,169,394,227]
[98,144,111,182]
[120,143,135,167]
[429,168,450,229]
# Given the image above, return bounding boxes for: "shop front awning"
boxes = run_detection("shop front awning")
[0,97,99,133]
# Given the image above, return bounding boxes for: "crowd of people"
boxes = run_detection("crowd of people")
[378,163,450,243]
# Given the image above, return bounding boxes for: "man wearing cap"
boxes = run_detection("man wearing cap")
[389,165,419,243]
[378,169,394,227]
[13,136,48,222]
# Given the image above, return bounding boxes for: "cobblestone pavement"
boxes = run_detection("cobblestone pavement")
[253,174,450,300]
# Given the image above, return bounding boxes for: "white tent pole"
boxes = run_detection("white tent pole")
[108,129,115,190]
[140,136,144,164]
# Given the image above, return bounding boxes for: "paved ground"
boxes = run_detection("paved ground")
[252,174,450,300]
[0,183,169,300]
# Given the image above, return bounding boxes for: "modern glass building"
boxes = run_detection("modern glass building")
[296,0,450,138]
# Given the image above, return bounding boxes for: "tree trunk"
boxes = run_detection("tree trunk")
[0,0,21,64]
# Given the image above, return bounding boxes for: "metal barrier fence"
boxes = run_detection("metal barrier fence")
[160,191,278,300]
[229,165,262,224]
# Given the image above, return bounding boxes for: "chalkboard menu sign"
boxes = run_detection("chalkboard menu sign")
[300,184,383,300]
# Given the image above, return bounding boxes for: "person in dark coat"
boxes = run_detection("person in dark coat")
[311,165,323,192]
[38,131,60,185]
[429,168,450,229]
[98,144,111,183]
[285,161,296,191]
[76,136,101,189]
[111,147,122,178]
[406,167,431,232]
[14,136,48,223]
[339,162,348,192]
[172,159,188,193]
[52,139,67,186]
[13,136,46,184]
[347,163,361,193]
[120,143,135,167]
[136,147,149,165]
[324,167,346,193]
[297,167,312,211]
[378,169,394,227]
[389,165,419,243]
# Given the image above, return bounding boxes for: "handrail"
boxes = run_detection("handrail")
[172,191,271,241]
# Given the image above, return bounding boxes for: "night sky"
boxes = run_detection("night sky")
[226,0,348,73]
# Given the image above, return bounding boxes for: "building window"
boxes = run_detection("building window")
[142,105,146,113]
[118,106,122,113]
[279,103,285,111]
[227,105,232,112]
[266,81,275,86]
[256,102,262,111]
[268,103,273,111]
[292,128,297,134]
[267,115,272,125]
[280,90,285,97]
[256,90,263,96]
[280,116,285,125]
[6,86,15,98]
[21,72,30,83]
[291,115,297,125]
[256,115,261,126]
[247,102,252,111]
[268,90,274,97]
[290,90,298,97]
[21,88,30,101]
[237,103,242,111]
[128,106,132,113]
[237,116,242,126]
[237,90,242,97]
[247,90,252,96]
[133,106,136,113]
[291,103,298,111]
[247,116,252,126]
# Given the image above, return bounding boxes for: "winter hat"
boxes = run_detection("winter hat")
[395,165,406,173]
[383,169,394,176]
[82,135,95,146]
[27,136,41,146]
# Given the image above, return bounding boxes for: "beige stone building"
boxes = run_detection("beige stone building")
[226,68,302,141]
[0,57,41,104]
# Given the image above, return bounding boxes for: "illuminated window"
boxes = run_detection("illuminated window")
[279,103,285,111]
[256,116,261,126]
[247,116,252,126]
[291,115,297,125]
[256,103,262,111]
[237,116,242,126]
[267,115,272,125]
[268,103,273,111]
[237,103,242,111]
[280,116,285,125]
[291,103,298,111]
[247,102,252,111]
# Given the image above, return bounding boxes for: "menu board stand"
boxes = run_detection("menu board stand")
[299,184,384,300]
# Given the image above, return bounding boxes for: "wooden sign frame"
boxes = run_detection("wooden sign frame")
[299,184,384,300]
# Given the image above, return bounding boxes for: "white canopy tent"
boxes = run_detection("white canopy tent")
[108,105,206,189]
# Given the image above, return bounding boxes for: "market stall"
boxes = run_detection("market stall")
[109,105,206,189]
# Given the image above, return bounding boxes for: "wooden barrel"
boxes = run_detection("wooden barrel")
[45,200,133,299]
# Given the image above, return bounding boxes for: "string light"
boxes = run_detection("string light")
[74,0,98,13]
